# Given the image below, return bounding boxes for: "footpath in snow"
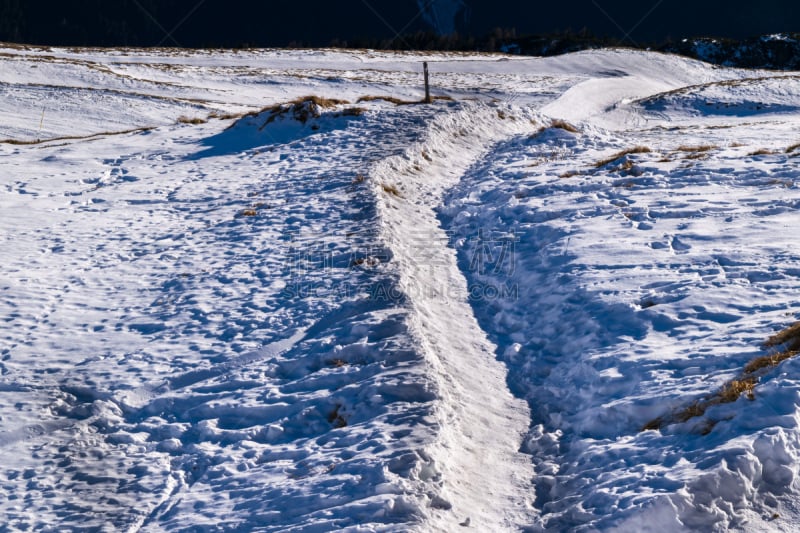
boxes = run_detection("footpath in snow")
[371,103,539,531]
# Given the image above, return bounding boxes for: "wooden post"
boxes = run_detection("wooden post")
[423,62,431,104]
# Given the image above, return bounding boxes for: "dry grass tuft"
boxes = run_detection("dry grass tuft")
[768,178,794,188]
[677,144,717,153]
[748,148,776,156]
[744,350,798,375]
[649,378,756,432]
[327,405,348,428]
[594,146,652,168]
[208,112,243,121]
[357,95,453,106]
[0,127,155,146]
[643,319,800,432]
[2,139,39,145]
[358,95,414,105]
[340,107,367,117]
[674,401,707,423]
[255,96,358,128]
[381,183,402,197]
[177,115,207,125]
[718,378,757,403]
[550,119,580,133]
[785,142,800,154]
[289,95,350,108]
[618,160,635,172]
[640,418,664,432]
[764,320,800,349]
[239,209,258,217]
[560,170,582,179]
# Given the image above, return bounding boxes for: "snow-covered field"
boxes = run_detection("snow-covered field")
[1,44,800,532]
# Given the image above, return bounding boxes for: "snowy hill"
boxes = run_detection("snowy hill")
[2,45,800,532]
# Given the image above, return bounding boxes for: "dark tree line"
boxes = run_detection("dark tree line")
[2,1,798,70]
[0,1,609,51]
[0,0,427,48]
[0,0,23,42]
[1,0,172,46]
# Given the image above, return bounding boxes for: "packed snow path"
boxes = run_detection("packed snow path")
[2,46,800,532]
[372,104,537,531]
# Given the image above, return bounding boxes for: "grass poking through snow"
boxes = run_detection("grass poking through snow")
[357,95,453,106]
[785,142,800,154]
[0,127,155,146]
[550,119,580,133]
[594,146,652,168]
[177,116,207,125]
[748,148,775,156]
[676,144,717,153]
[381,184,403,197]
[643,319,800,433]
[764,320,800,350]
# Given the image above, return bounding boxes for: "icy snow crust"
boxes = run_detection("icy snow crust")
[1,46,800,531]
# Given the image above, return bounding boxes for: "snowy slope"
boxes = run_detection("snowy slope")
[1,45,800,532]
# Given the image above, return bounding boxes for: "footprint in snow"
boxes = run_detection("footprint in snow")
[671,235,691,252]
[651,235,691,253]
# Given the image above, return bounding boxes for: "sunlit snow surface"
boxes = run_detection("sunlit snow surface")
[1,46,800,532]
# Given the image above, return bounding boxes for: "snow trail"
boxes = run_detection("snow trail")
[371,102,539,531]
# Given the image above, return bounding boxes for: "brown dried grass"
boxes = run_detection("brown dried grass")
[785,142,800,154]
[0,127,154,146]
[676,144,717,152]
[177,116,207,125]
[643,319,800,432]
[381,183,402,197]
[594,146,652,168]
[764,320,800,349]
[550,119,580,133]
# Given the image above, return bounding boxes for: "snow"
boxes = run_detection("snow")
[1,45,800,532]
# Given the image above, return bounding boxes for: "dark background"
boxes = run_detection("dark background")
[0,0,798,48]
